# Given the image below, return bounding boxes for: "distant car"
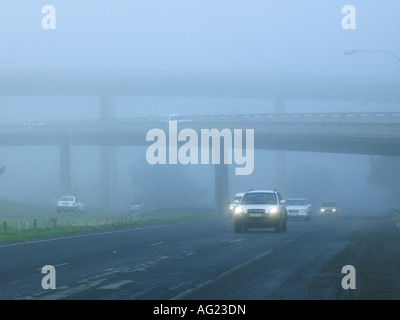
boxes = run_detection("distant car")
[286,198,312,220]
[56,196,84,213]
[228,192,245,218]
[129,201,145,214]
[233,189,287,233]
[160,113,192,123]
[320,202,339,217]
[24,119,46,126]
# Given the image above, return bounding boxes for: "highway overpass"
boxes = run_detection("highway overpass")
[1,112,400,213]
[1,112,400,155]
[1,69,400,102]
[1,68,399,212]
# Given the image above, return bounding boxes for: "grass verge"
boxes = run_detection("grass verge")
[0,200,217,243]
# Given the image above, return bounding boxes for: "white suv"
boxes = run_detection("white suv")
[286,198,312,220]
[233,189,287,233]
[56,196,84,214]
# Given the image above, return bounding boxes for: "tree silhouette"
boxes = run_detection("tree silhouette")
[367,156,399,205]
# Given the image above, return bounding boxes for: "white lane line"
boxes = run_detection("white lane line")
[170,249,272,300]
[149,242,163,246]
[36,263,68,271]
[98,280,134,290]
[16,278,107,300]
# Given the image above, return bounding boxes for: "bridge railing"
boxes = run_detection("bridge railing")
[1,112,400,128]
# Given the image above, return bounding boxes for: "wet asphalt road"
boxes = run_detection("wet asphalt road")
[0,214,399,300]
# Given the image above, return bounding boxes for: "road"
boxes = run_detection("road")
[0,214,399,300]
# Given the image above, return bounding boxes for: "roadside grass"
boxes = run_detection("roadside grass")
[0,199,54,215]
[0,199,216,243]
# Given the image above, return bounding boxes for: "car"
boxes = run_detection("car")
[320,202,339,217]
[24,119,46,126]
[129,201,145,214]
[160,113,192,123]
[228,192,245,218]
[286,198,312,220]
[232,189,287,233]
[56,196,84,213]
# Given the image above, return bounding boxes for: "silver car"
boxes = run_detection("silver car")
[228,192,245,218]
[286,198,312,221]
[56,196,84,214]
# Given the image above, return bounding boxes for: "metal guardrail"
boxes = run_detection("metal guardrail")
[1,112,400,128]
[391,208,400,216]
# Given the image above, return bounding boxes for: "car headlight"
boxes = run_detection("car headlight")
[332,209,336,212]
[229,205,234,210]
[320,208,325,212]
[269,207,278,214]
[235,206,244,215]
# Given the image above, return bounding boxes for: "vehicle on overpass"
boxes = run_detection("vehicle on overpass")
[286,198,312,220]
[56,196,84,214]
[233,189,287,233]
[228,192,245,218]
[24,118,46,126]
[129,201,145,214]
[160,113,192,123]
[320,202,339,217]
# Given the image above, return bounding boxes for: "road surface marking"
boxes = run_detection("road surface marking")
[171,249,272,300]
[98,280,134,290]
[149,242,163,246]
[36,262,67,271]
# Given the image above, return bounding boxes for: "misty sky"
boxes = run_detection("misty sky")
[1,0,399,76]
[0,1,398,212]
[1,0,399,120]
[1,0,400,120]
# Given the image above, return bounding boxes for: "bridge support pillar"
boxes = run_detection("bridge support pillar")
[276,151,287,195]
[275,99,287,196]
[100,146,117,210]
[60,143,71,195]
[215,163,229,216]
[99,96,117,210]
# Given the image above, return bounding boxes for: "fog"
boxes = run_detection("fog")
[0,1,399,216]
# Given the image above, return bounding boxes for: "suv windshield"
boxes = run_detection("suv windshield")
[241,192,277,205]
[287,199,307,206]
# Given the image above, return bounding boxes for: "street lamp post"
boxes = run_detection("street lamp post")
[344,49,400,63]
[345,48,400,208]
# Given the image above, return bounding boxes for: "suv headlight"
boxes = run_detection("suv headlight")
[320,208,325,212]
[269,207,278,214]
[235,206,244,215]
